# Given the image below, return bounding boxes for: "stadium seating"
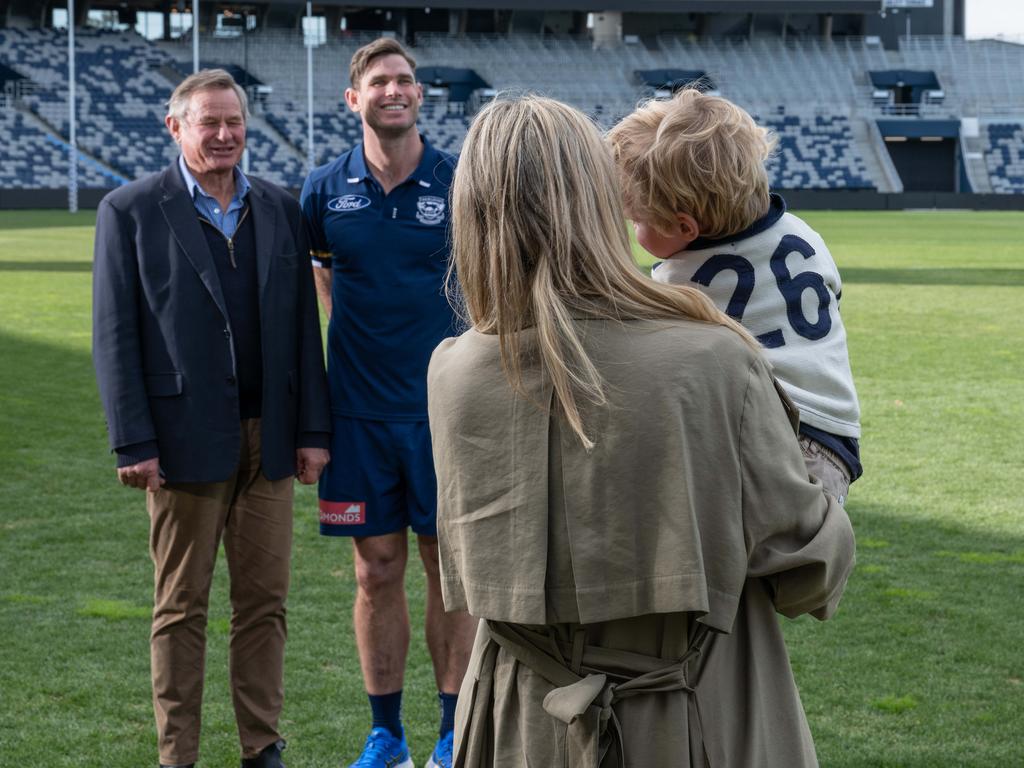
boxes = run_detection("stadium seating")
[264,103,363,167]
[1,28,182,180]
[761,112,874,190]
[2,26,1023,194]
[0,28,308,188]
[983,122,1024,194]
[0,107,119,188]
[243,120,306,188]
[159,30,874,189]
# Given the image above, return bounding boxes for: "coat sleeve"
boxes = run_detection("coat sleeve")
[288,196,332,438]
[92,196,157,453]
[739,358,855,620]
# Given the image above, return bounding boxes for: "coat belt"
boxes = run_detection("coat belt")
[483,619,713,767]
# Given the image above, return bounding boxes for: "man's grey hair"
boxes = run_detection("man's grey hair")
[166,69,249,122]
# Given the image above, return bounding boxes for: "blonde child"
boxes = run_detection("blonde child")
[609,89,862,502]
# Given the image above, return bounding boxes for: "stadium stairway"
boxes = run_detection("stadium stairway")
[0,104,127,188]
[850,116,902,193]
[961,132,994,194]
[244,112,307,188]
[39,129,129,187]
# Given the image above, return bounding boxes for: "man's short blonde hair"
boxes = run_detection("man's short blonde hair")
[608,89,776,240]
[349,38,417,89]
[166,69,248,122]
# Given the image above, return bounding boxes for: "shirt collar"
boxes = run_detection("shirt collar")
[686,193,787,251]
[347,134,441,190]
[177,155,251,203]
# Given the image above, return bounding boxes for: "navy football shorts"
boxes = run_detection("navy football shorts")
[318,416,438,538]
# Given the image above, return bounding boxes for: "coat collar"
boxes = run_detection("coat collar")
[248,178,276,300]
[158,163,229,322]
[158,161,277,316]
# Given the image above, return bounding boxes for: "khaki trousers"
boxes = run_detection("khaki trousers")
[798,434,852,506]
[146,419,293,765]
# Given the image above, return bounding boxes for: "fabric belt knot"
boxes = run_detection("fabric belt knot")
[484,620,712,767]
[541,673,626,765]
[542,672,609,724]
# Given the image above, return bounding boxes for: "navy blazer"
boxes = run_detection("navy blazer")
[93,162,331,483]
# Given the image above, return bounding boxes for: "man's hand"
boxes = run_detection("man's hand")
[296,448,330,485]
[117,458,165,491]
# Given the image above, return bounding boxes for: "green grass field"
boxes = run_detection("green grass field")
[1,208,1022,766]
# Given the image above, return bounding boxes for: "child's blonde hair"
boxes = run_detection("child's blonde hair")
[608,89,777,240]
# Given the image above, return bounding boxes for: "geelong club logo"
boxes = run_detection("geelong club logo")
[327,194,371,212]
[416,195,446,225]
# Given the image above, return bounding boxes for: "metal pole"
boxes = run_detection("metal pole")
[192,0,200,72]
[67,0,77,213]
[906,11,911,48]
[306,1,315,171]
[243,18,248,87]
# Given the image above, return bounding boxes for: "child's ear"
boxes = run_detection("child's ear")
[676,213,700,248]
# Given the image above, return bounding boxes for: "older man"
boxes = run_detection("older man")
[92,69,331,768]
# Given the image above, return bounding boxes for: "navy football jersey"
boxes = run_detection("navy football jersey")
[301,137,459,420]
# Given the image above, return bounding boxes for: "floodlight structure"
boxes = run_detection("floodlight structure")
[67,0,76,213]
[306,1,315,171]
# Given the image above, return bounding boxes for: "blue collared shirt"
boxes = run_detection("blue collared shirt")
[178,155,251,238]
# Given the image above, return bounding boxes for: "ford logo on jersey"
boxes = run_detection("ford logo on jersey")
[327,194,371,212]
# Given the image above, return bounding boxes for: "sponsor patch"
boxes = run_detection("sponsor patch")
[319,500,366,525]
[327,194,371,212]
[416,195,446,225]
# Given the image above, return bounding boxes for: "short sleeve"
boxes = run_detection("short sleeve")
[300,174,332,269]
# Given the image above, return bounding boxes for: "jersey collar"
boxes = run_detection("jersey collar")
[347,134,444,191]
[687,193,786,251]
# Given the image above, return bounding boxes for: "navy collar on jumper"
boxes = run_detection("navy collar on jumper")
[687,193,787,251]
[345,135,447,191]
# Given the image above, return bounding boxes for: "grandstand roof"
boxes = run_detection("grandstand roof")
[69,0,886,12]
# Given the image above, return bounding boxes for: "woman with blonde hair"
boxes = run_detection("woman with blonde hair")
[427,95,855,768]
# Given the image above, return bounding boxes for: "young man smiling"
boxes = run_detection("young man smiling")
[300,39,475,768]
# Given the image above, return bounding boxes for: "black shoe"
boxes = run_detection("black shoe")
[160,764,194,768]
[241,739,286,768]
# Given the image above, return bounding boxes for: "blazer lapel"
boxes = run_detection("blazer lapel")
[248,182,277,300]
[158,163,230,322]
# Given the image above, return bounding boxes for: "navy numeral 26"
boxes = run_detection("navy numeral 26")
[690,234,831,349]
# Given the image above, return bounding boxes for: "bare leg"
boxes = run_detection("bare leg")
[417,534,476,693]
[353,532,410,694]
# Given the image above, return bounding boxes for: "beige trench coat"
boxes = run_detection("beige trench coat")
[427,317,856,768]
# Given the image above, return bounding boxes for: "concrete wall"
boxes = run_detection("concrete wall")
[5,187,1023,211]
[0,188,111,209]
[782,190,1024,210]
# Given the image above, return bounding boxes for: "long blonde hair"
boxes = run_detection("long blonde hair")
[450,95,757,450]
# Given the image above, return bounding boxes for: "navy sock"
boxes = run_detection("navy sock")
[368,690,403,739]
[438,691,458,737]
